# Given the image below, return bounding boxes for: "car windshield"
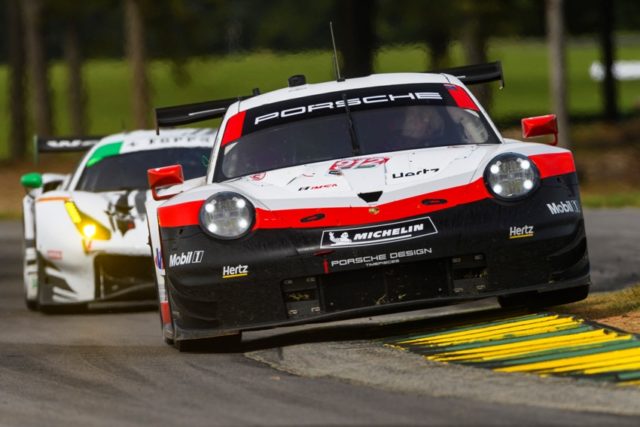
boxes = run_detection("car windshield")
[217,105,499,180]
[76,147,210,192]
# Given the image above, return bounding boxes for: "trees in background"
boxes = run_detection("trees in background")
[124,0,150,129]
[546,0,570,148]
[6,0,27,160]
[3,0,639,160]
[22,0,54,138]
[338,0,376,78]
[599,0,618,121]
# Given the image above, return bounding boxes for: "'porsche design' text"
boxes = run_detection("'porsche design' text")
[331,248,433,268]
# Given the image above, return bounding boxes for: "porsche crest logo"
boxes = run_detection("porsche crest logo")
[368,207,380,215]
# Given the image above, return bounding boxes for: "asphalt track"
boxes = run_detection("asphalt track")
[1,209,639,426]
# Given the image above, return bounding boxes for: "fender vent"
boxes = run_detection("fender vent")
[358,191,382,203]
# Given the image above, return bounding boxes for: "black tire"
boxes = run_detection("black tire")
[498,284,589,309]
[25,298,39,311]
[24,251,45,311]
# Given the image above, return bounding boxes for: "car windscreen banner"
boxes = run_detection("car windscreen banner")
[243,83,463,135]
[35,135,104,153]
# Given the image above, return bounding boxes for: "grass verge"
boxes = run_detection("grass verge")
[556,284,640,333]
[581,191,640,208]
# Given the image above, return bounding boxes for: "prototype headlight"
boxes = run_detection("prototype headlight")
[484,153,539,200]
[200,192,254,239]
[64,201,111,240]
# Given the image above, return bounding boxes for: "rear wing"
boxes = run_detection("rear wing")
[155,95,254,131]
[33,135,104,163]
[434,61,504,88]
[154,61,504,131]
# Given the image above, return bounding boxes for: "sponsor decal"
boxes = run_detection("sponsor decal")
[298,183,338,191]
[330,247,433,268]
[155,248,163,270]
[329,157,388,173]
[547,200,581,215]
[392,168,440,179]
[222,264,249,278]
[169,250,204,267]
[254,92,443,125]
[106,192,137,236]
[46,250,63,260]
[45,139,98,149]
[250,172,266,181]
[509,225,534,239]
[320,216,438,249]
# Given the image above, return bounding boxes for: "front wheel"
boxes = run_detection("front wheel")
[23,250,43,311]
[498,285,589,309]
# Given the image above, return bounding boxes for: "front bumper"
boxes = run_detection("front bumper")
[39,253,157,307]
[162,173,590,340]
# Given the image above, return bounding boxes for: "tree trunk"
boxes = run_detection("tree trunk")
[7,0,27,160]
[23,0,54,137]
[339,0,376,79]
[124,0,150,129]
[460,4,492,110]
[600,0,618,121]
[64,18,87,135]
[546,0,570,148]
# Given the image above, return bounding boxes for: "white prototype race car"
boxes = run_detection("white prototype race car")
[21,128,215,311]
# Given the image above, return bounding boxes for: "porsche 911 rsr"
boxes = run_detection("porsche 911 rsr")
[147,63,589,350]
[21,128,215,311]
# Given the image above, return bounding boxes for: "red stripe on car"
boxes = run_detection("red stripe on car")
[530,152,575,178]
[157,152,577,230]
[445,84,478,111]
[221,110,246,147]
[254,178,490,229]
[160,301,171,325]
[158,199,203,228]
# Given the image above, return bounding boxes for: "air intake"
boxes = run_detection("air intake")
[358,191,382,203]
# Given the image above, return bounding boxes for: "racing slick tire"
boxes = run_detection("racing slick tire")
[24,251,44,312]
[498,284,589,310]
[25,296,39,311]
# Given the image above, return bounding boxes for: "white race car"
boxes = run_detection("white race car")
[146,63,590,350]
[21,128,215,311]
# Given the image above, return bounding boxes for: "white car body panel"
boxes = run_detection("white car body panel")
[23,128,216,307]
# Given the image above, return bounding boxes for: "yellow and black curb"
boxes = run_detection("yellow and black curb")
[385,313,640,386]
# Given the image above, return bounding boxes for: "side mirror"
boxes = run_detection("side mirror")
[20,172,43,190]
[521,114,558,146]
[148,165,184,201]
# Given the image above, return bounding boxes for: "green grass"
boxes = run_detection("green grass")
[556,283,640,319]
[581,191,640,208]
[2,38,640,159]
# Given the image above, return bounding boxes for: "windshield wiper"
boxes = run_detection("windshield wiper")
[342,94,361,156]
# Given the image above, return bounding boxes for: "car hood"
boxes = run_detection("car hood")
[224,145,500,209]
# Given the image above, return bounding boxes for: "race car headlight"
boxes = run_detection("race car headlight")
[200,192,254,239]
[64,201,111,240]
[484,153,539,200]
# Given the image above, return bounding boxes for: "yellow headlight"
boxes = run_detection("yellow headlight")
[64,201,111,241]
[82,224,97,239]
[64,201,82,224]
